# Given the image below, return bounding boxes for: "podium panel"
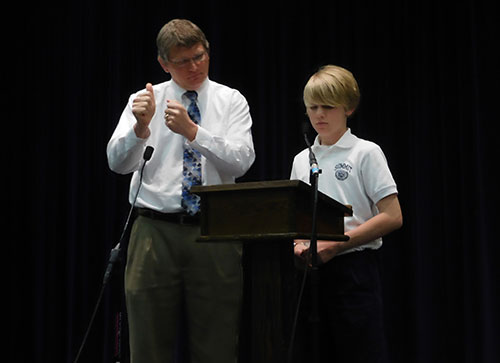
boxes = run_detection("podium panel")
[192,180,352,242]
[192,180,352,363]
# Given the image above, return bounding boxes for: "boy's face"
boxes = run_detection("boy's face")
[158,43,210,91]
[306,104,353,145]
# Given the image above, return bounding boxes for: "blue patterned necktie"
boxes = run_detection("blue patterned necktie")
[181,91,202,215]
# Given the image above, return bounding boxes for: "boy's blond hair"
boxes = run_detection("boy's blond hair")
[304,65,360,114]
[156,19,210,62]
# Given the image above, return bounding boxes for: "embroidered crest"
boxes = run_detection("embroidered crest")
[334,163,352,181]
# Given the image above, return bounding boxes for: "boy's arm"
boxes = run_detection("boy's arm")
[295,193,403,264]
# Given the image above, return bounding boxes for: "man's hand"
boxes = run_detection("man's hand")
[164,100,198,142]
[132,83,155,138]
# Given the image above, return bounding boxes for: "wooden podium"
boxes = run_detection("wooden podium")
[192,180,352,363]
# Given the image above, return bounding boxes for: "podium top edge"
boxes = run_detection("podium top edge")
[191,179,353,215]
[191,179,305,193]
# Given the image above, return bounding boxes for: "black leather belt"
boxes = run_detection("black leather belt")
[136,208,200,225]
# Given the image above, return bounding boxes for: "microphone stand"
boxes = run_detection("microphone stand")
[304,134,321,363]
[73,146,154,363]
[309,169,321,363]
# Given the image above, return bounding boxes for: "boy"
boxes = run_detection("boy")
[291,65,402,363]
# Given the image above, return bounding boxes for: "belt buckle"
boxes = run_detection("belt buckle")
[179,214,187,225]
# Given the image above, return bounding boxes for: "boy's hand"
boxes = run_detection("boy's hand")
[294,240,346,267]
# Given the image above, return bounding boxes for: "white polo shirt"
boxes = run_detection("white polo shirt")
[290,128,398,252]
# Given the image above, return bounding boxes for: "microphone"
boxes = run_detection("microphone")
[303,132,320,177]
[143,145,154,161]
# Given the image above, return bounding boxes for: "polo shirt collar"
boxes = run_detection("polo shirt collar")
[313,128,357,150]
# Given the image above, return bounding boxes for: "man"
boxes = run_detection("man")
[107,19,255,363]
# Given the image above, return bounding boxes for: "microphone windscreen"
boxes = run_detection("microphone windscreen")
[143,146,154,161]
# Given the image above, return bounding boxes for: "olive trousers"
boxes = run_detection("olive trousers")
[125,215,243,363]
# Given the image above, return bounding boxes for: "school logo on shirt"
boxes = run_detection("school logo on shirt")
[334,163,352,181]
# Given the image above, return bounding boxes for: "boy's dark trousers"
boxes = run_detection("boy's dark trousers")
[293,249,388,363]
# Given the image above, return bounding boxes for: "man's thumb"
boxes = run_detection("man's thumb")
[146,83,154,97]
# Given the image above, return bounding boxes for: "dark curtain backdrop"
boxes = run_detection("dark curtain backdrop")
[6,1,498,362]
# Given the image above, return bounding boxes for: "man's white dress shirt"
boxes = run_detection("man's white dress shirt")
[107,78,255,213]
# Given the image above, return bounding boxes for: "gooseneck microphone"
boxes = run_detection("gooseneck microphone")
[302,122,320,178]
[304,133,320,177]
[73,145,154,363]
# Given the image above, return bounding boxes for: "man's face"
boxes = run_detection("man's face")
[159,43,209,91]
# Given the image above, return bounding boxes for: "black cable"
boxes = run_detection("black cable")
[287,261,309,363]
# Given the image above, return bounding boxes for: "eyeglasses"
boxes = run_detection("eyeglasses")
[168,51,208,68]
